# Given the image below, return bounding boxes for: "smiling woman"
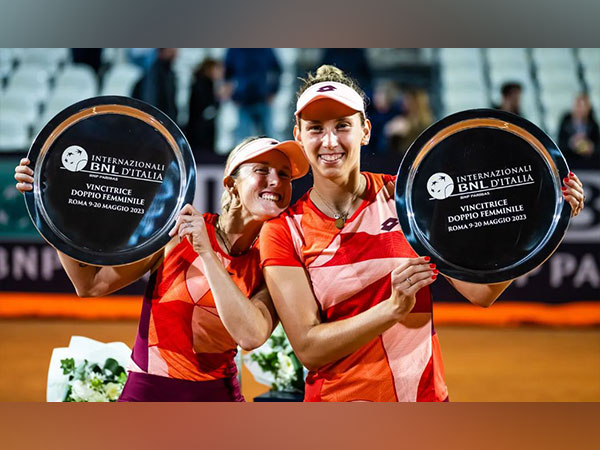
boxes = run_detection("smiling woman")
[220,137,301,224]
[258,65,587,402]
[14,136,309,402]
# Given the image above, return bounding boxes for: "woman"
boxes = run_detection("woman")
[386,87,434,156]
[187,57,224,155]
[558,93,600,170]
[259,66,586,402]
[14,136,308,401]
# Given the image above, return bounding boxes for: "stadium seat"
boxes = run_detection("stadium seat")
[33,90,92,136]
[537,68,581,92]
[0,49,16,79]
[544,111,565,141]
[215,100,238,154]
[486,48,529,71]
[441,66,486,91]
[7,64,51,104]
[539,88,577,119]
[532,48,576,69]
[577,48,600,69]
[442,88,489,115]
[0,114,30,151]
[54,63,98,98]
[589,92,600,116]
[274,48,299,70]
[206,48,226,60]
[176,82,191,127]
[0,90,39,126]
[20,48,69,76]
[272,86,294,136]
[582,66,600,92]
[439,48,484,71]
[175,48,206,71]
[100,63,143,96]
[101,48,127,65]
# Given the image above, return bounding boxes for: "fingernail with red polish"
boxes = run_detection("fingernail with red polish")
[429,264,436,268]
[563,177,569,183]
[433,269,439,274]
[561,186,567,191]
[424,256,430,262]
[432,275,437,280]
[569,171,574,177]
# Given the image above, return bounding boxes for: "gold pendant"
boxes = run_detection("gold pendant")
[335,217,345,229]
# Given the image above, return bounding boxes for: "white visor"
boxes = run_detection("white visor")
[295,81,365,117]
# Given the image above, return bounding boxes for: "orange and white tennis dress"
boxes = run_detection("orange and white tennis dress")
[121,213,263,401]
[260,172,448,402]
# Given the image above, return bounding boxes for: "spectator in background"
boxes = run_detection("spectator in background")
[224,49,282,142]
[225,48,281,140]
[71,48,103,74]
[386,88,434,156]
[495,82,522,116]
[132,48,178,122]
[320,49,373,97]
[558,93,600,170]
[365,81,404,154]
[127,48,158,73]
[187,58,224,156]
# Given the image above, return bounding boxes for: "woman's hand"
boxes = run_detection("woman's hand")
[562,171,585,217]
[169,204,213,255]
[388,256,437,321]
[14,158,34,193]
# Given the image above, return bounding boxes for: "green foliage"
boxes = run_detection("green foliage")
[59,357,128,402]
[249,326,305,393]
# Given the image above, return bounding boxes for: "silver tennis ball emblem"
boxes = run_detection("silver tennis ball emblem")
[427,172,454,200]
[61,145,88,172]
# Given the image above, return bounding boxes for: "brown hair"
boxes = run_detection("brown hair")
[296,64,368,124]
[194,57,219,78]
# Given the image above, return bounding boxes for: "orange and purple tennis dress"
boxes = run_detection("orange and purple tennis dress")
[120,213,263,401]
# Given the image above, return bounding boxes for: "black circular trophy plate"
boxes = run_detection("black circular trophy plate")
[25,96,196,266]
[395,109,571,283]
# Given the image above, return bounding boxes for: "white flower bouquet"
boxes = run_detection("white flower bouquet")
[243,324,305,393]
[46,336,132,402]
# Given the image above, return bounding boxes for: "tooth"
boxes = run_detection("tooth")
[261,193,279,201]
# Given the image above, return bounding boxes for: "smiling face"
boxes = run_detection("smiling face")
[230,149,293,221]
[294,99,370,181]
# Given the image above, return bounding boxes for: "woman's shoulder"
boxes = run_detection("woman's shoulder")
[362,171,396,197]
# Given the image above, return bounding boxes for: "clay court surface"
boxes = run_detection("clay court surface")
[0,318,598,402]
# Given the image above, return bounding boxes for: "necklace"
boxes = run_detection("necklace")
[215,216,258,256]
[214,218,232,254]
[311,176,365,229]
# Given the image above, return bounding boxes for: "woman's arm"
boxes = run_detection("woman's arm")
[15,156,163,297]
[57,250,163,298]
[197,250,277,351]
[444,277,511,307]
[264,257,435,371]
[445,173,586,306]
[171,204,277,351]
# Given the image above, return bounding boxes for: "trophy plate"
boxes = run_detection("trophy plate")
[25,96,196,266]
[395,109,571,283]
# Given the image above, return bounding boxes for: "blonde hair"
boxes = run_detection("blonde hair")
[296,64,368,123]
[220,136,262,213]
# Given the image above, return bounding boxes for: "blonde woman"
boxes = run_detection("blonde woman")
[15,136,308,401]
